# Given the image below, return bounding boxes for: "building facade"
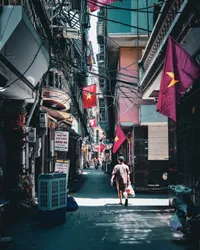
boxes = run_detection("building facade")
[96,1,172,189]
[138,0,200,199]
[0,0,91,204]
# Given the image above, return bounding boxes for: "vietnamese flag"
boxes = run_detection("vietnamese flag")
[88,0,121,12]
[100,142,106,153]
[82,84,97,109]
[112,124,126,153]
[89,118,96,127]
[157,36,200,122]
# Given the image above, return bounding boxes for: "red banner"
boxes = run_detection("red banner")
[82,84,97,109]
[112,124,126,153]
[89,119,97,127]
[157,37,200,122]
[100,142,106,153]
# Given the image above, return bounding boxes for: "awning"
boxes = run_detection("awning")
[42,106,73,125]
[43,98,69,111]
[0,6,49,100]
[120,122,134,132]
[42,88,70,111]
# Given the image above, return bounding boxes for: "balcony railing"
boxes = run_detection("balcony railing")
[139,0,198,91]
[141,0,185,72]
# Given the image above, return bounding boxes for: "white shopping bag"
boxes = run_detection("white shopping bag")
[126,184,135,197]
[170,213,183,231]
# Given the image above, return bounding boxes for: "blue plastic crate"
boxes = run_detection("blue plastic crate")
[38,173,67,211]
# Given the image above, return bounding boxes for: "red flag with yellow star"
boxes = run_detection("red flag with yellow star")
[156,36,200,122]
[89,118,96,127]
[112,124,126,153]
[100,142,106,153]
[82,84,97,109]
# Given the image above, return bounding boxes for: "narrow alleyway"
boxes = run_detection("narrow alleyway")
[5,168,184,250]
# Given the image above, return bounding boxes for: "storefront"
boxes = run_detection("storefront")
[177,78,200,205]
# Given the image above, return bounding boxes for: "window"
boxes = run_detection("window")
[148,125,169,160]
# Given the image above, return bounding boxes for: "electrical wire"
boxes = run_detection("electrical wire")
[92,63,139,79]
[30,0,155,137]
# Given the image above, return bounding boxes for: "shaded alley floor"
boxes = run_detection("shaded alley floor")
[5,167,184,250]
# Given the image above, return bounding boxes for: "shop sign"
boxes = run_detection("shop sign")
[55,131,69,151]
[82,145,87,152]
[55,160,70,190]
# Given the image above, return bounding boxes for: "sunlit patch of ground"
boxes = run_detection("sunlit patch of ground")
[74,197,169,207]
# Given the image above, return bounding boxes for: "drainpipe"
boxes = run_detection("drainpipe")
[25,86,40,204]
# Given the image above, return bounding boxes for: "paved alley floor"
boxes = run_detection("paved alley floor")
[5,168,184,250]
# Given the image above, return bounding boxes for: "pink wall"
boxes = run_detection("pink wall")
[118,47,144,124]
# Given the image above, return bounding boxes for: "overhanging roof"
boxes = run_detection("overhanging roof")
[0,6,49,100]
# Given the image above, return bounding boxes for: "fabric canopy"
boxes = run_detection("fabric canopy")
[42,106,73,125]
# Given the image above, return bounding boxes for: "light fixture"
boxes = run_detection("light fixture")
[0,87,6,92]
[27,76,36,85]
[63,27,80,39]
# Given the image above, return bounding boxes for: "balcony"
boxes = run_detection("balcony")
[42,70,70,111]
[139,0,200,97]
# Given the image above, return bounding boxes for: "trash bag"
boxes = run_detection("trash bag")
[170,212,183,231]
[66,196,79,212]
[126,184,135,197]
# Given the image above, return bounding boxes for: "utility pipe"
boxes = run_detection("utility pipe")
[25,86,40,204]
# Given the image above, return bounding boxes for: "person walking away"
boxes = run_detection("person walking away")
[111,156,130,206]
[94,158,99,170]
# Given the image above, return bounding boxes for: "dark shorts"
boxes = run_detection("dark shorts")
[117,182,127,192]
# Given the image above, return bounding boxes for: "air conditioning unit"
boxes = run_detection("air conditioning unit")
[99,45,105,53]
[99,98,105,108]
[98,7,106,17]
[99,78,106,92]
[63,27,80,39]
[97,22,104,36]
[97,53,105,63]
[28,127,36,143]
[39,112,48,128]
[100,83,106,92]
[99,109,106,122]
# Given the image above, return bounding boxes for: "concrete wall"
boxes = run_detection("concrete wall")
[140,105,168,124]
